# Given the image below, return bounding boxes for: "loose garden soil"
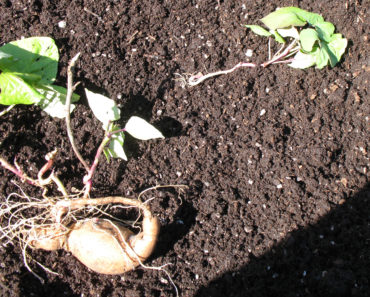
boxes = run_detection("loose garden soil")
[0,0,369,296]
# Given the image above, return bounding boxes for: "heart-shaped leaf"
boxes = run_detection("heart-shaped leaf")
[289,51,316,69]
[315,21,335,42]
[85,88,121,128]
[124,116,164,140]
[245,25,272,37]
[0,37,59,85]
[300,28,319,52]
[0,72,43,105]
[261,7,306,30]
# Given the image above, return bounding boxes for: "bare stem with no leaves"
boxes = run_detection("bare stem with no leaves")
[65,53,90,173]
[0,104,15,117]
[0,157,41,187]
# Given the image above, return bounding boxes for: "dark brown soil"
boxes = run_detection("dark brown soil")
[0,1,369,296]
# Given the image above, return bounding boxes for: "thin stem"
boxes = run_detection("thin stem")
[0,157,41,187]
[268,38,271,61]
[50,175,69,197]
[82,127,129,197]
[261,39,298,67]
[272,58,295,65]
[188,62,256,86]
[0,105,15,117]
[83,134,111,197]
[65,53,90,173]
[37,150,58,183]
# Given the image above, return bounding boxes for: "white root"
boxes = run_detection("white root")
[176,62,256,87]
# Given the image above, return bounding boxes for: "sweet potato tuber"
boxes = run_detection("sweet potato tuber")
[28,196,160,274]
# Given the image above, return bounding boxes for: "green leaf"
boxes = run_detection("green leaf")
[276,27,299,39]
[0,50,13,66]
[315,48,330,69]
[85,88,121,128]
[327,34,348,66]
[289,50,317,69]
[299,28,319,52]
[270,30,286,43]
[245,25,272,37]
[320,43,338,68]
[35,85,80,118]
[0,72,43,105]
[124,116,164,140]
[104,131,127,161]
[10,72,42,83]
[0,37,59,85]
[293,9,324,26]
[315,21,335,42]
[261,7,307,30]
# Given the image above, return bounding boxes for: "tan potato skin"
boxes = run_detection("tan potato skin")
[28,197,161,274]
[66,219,138,274]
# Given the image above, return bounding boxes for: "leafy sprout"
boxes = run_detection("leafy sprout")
[245,7,348,69]
[85,88,164,162]
[0,37,79,118]
[180,7,348,87]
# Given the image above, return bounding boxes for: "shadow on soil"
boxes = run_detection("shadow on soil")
[156,199,197,257]
[195,183,370,297]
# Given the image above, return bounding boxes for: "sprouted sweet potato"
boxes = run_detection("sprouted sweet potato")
[0,53,183,296]
[28,197,160,274]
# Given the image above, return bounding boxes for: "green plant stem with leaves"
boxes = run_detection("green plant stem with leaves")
[82,126,127,197]
[1,39,164,199]
[182,7,347,87]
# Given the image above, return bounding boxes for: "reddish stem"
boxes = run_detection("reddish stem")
[82,128,128,197]
[261,40,298,67]
[0,157,40,187]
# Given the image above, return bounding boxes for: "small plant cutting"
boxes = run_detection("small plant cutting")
[180,7,347,86]
[0,39,181,294]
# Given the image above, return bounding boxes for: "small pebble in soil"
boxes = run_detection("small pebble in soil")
[244,226,253,233]
[245,49,253,57]
[58,20,66,28]
[160,277,168,284]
